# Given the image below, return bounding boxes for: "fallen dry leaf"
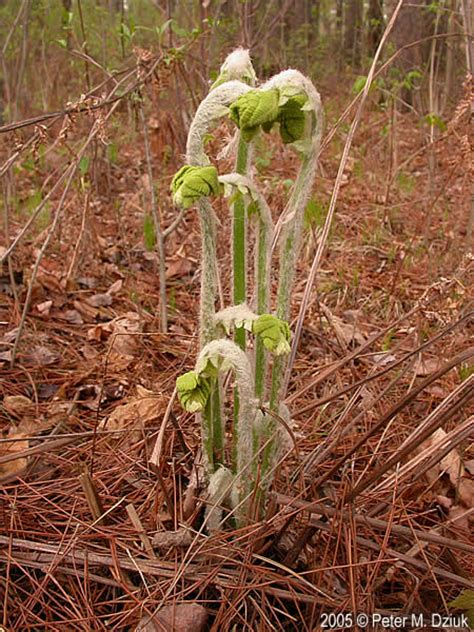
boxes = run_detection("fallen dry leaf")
[0,432,29,477]
[425,383,449,399]
[415,355,444,376]
[448,505,471,535]
[437,433,464,488]
[36,300,53,315]
[421,428,464,487]
[464,460,474,476]
[36,269,62,293]
[77,276,98,289]
[107,279,123,295]
[73,300,99,322]
[23,345,60,367]
[435,494,452,510]
[86,293,113,308]
[458,477,474,508]
[3,395,35,420]
[371,352,397,367]
[1,327,19,344]
[321,304,365,348]
[0,350,12,363]
[109,312,143,357]
[165,257,194,280]
[106,351,135,371]
[4,396,45,435]
[80,344,98,360]
[87,324,107,342]
[102,386,165,433]
[136,604,208,632]
[61,309,84,325]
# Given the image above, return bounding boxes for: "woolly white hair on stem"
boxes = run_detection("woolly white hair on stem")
[185,84,254,345]
[246,402,295,509]
[196,339,259,520]
[186,81,253,166]
[212,48,256,88]
[264,70,324,409]
[219,173,274,235]
[196,340,256,421]
[262,69,323,154]
[214,303,257,335]
[205,466,234,532]
[263,70,323,245]
[180,52,258,494]
[219,172,274,314]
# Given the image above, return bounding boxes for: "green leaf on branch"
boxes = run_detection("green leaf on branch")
[277,93,307,144]
[176,370,211,413]
[253,314,291,355]
[422,112,447,131]
[353,75,368,95]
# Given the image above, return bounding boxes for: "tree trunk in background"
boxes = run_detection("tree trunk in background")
[335,0,343,68]
[367,0,384,57]
[311,0,320,47]
[61,0,73,50]
[344,0,363,67]
[389,0,434,107]
[461,0,473,73]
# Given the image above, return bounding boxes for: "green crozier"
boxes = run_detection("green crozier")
[229,89,280,142]
[171,165,220,209]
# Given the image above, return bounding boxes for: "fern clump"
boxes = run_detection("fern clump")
[171,49,322,528]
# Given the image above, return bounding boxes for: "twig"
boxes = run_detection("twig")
[1,173,19,307]
[149,387,177,469]
[65,188,90,282]
[306,518,474,590]
[274,493,474,556]
[163,207,186,239]
[126,503,156,559]
[139,102,168,332]
[0,0,29,120]
[284,0,405,396]
[350,377,474,499]
[79,467,106,523]
[294,310,473,417]
[312,346,474,492]
[9,107,120,367]
[372,415,474,497]
[76,0,92,92]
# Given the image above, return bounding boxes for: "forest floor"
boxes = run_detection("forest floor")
[0,67,473,631]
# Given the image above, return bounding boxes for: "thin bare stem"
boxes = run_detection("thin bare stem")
[283,0,405,398]
[10,101,121,367]
[139,102,168,332]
